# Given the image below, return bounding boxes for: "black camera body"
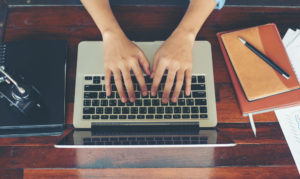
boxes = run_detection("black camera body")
[0,66,42,117]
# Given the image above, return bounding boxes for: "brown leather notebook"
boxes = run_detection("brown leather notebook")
[220,23,300,101]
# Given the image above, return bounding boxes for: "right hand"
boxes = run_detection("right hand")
[103,32,150,103]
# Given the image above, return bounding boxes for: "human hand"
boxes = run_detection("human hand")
[103,32,150,103]
[151,29,194,103]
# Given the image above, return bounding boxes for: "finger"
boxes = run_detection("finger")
[138,52,151,75]
[105,69,112,96]
[121,68,135,102]
[162,69,177,104]
[185,69,192,96]
[151,62,167,96]
[113,69,127,103]
[171,69,184,102]
[132,62,148,96]
[151,54,159,78]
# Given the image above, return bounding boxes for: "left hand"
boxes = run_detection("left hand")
[151,29,195,103]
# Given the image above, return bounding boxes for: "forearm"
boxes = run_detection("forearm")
[81,0,123,37]
[174,0,217,39]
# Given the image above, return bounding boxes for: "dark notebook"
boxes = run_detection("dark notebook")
[0,40,67,137]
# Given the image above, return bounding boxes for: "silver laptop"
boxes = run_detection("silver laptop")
[55,41,235,148]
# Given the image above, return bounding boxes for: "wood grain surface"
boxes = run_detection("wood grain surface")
[1,5,300,178]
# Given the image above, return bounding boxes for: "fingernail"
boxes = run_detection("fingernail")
[163,98,168,104]
[121,97,126,103]
[130,97,135,102]
[172,97,177,102]
[151,91,156,96]
[143,91,147,96]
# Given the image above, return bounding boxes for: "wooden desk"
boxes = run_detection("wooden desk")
[1,5,300,178]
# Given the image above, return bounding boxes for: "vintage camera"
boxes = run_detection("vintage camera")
[0,65,42,117]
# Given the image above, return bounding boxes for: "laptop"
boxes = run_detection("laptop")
[55,41,235,148]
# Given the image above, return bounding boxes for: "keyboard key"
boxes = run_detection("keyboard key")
[178,99,185,105]
[174,107,181,113]
[137,115,145,119]
[99,92,106,98]
[85,76,92,80]
[155,115,163,119]
[85,85,101,91]
[191,114,199,119]
[182,114,190,119]
[184,93,191,98]
[83,100,91,106]
[83,107,95,114]
[101,115,109,119]
[148,107,155,114]
[161,101,168,106]
[84,92,97,99]
[179,92,184,98]
[96,108,103,114]
[145,76,152,83]
[131,107,139,114]
[116,93,120,98]
[92,100,99,106]
[158,92,163,98]
[93,76,101,84]
[107,92,115,99]
[191,107,199,113]
[122,107,130,114]
[109,100,117,106]
[157,107,164,114]
[200,114,208,118]
[119,115,127,119]
[126,101,134,106]
[128,115,136,119]
[135,100,142,106]
[147,84,152,91]
[183,107,190,113]
[118,100,125,106]
[111,85,117,91]
[105,107,112,114]
[146,115,154,119]
[110,115,118,119]
[200,107,207,113]
[135,92,140,98]
[198,76,205,83]
[195,99,207,105]
[164,115,172,119]
[186,99,194,105]
[139,107,147,114]
[113,108,121,114]
[173,114,181,119]
[165,107,173,114]
[83,115,90,120]
[100,100,108,106]
[152,99,160,106]
[144,100,151,106]
[92,115,99,119]
[191,84,205,90]
[192,76,197,83]
[192,91,206,98]
[170,101,177,106]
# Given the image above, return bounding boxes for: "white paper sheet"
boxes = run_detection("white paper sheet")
[275,106,300,175]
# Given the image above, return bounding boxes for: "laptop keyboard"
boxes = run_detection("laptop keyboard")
[82,75,208,120]
[83,135,208,145]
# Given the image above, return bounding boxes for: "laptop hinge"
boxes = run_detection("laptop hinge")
[91,122,199,127]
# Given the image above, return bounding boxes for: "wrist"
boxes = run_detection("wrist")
[172,26,198,41]
[101,27,125,40]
